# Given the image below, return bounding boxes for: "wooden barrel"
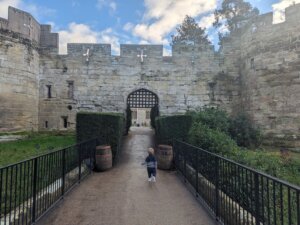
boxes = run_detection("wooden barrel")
[95,145,112,171]
[157,145,173,170]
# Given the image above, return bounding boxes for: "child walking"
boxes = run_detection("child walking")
[145,148,157,182]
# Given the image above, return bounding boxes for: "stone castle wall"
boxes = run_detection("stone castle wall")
[38,43,226,130]
[0,31,39,131]
[0,6,58,132]
[229,3,300,147]
[0,5,299,147]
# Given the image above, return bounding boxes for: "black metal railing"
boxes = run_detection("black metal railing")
[0,138,97,225]
[173,140,300,225]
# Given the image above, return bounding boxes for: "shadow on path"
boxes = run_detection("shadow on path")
[37,127,215,225]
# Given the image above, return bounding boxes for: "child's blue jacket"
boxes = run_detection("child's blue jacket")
[145,155,157,168]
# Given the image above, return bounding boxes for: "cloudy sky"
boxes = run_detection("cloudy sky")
[0,0,299,55]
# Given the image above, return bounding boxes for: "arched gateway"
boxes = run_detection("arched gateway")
[127,88,159,108]
[126,88,159,128]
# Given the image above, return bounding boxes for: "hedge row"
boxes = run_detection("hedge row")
[155,115,192,144]
[76,112,125,161]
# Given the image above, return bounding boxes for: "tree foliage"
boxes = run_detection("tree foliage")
[188,122,240,157]
[229,112,262,148]
[171,15,210,45]
[187,108,262,148]
[187,107,230,133]
[214,0,259,34]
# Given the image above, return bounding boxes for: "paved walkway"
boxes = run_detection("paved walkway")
[37,127,215,225]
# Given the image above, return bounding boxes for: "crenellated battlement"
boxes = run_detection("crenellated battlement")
[0,6,58,52]
[67,43,111,57]
[0,17,8,30]
[285,3,300,23]
[40,25,58,51]
[120,44,163,57]
[223,3,300,42]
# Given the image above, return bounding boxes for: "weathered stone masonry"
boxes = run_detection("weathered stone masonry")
[0,5,299,147]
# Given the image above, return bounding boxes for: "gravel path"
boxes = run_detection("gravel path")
[37,127,216,225]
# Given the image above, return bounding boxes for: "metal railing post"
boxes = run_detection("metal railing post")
[32,158,38,223]
[195,149,199,197]
[78,144,82,183]
[184,147,187,183]
[173,140,177,169]
[215,156,219,221]
[172,139,175,168]
[254,172,260,225]
[297,190,300,225]
[90,139,96,172]
[61,149,66,197]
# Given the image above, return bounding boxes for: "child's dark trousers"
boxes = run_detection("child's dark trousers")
[147,168,156,178]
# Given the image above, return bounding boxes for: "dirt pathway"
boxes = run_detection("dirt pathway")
[37,127,215,225]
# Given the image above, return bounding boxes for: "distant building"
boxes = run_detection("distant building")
[131,108,151,126]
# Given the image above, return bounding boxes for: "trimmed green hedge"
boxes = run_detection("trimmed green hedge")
[155,115,192,144]
[76,112,125,161]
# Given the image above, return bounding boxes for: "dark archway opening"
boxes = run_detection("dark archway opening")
[126,88,159,133]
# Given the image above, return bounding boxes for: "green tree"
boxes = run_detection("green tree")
[214,0,259,34]
[171,15,210,45]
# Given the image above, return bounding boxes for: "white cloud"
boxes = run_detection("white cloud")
[0,0,21,18]
[71,1,80,7]
[59,23,98,54]
[0,0,55,20]
[272,0,300,23]
[97,28,120,55]
[109,2,116,11]
[163,47,172,56]
[198,13,216,29]
[58,22,120,55]
[97,0,117,14]
[130,0,217,44]
[139,40,150,44]
[123,22,134,31]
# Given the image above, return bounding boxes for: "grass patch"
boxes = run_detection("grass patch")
[0,132,76,167]
[239,147,300,186]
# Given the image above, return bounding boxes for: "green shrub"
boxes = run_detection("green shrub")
[156,108,298,185]
[155,115,192,144]
[76,112,125,160]
[229,113,262,148]
[187,107,230,133]
[233,150,300,185]
[188,122,239,157]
